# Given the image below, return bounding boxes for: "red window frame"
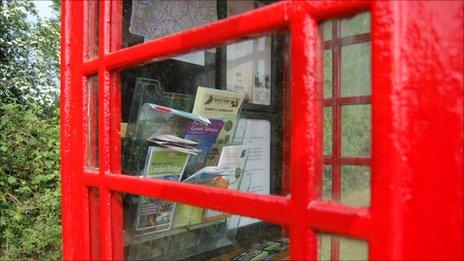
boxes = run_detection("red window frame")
[60,1,464,260]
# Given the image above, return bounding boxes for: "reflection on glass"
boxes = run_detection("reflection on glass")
[324,50,332,99]
[318,233,368,261]
[341,12,371,37]
[121,194,288,260]
[86,75,98,169]
[86,0,99,59]
[324,107,332,156]
[341,105,371,157]
[341,42,371,97]
[322,165,332,200]
[227,36,272,105]
[341,166,370,207]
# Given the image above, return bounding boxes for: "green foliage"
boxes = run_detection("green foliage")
[0,0,61,259]
[0,0,60,107]
[0,103,61,259]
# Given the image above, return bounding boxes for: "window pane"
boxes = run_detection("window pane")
[86,0,99,59]
[324,50,332,99]
[341,105,371,157]
[322,165,332,200]
[86,75,99,169]
[341,166,370,207]
[122,0,274,48]
[324,107,332,156]
[318,234,368,260]
[89,187,100,260]
[120,33,289,198]
[121,193,288,260]
[341,12,370,37]
[321,20,332,41]
[341,42,371,97]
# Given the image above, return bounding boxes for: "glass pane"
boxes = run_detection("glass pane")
[86,75,99,169]
[86,0,99,59]
[324,107,332,156]
[321,20,332,41]
[341,42,371,97]
[341,105,371,157]
[122,0,273,48]
[120,33,289,198]
[318,234,368,260]
[322,165,332,200]
[341,166,370,207]
[341,12,371,37]
[121,193,288,260]
[324,50,332,99]
[89,187,100,260]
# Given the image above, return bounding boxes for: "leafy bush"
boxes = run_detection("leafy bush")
[0,102,61,259]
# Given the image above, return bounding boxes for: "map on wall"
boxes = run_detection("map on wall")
[129,0,217,40]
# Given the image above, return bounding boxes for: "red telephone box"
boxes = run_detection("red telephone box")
[60,1,463,260]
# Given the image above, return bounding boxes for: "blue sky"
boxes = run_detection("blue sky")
[34,0,54,19]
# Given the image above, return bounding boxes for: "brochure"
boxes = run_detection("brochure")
[204,145,249,221]
[182,119,225,178]
[134,146,190,233]
[192,87,245,145]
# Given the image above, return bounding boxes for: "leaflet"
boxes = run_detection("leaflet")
[192,87,245,145]
[203,145,248,221]
[135,147,190,233]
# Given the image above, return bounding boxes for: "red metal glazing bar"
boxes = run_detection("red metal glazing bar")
[324,157,370,166]
[109,0,123,259]
[82,59,99,76]
[370,1,463,260]
[324,95,371,107]
[287,6,322,259]
[61,0,90,259]
[331,20,342,204]
[330,18,342,261]
[98,0,113,259]
[307,201,370,239]
[324,32,371,49]
[82,172,291,225]
[298,0,370,21]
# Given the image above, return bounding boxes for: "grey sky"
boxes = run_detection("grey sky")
[34,0,53,19]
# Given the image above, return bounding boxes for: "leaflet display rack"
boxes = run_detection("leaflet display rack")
[122,102,250,260]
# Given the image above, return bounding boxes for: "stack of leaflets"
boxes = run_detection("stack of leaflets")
[193,87,245,147]
[135,135,198,234]
[146,134,200,155]
[131,87,250,237]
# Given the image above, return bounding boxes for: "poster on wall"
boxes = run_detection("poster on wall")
[229,119,271,228]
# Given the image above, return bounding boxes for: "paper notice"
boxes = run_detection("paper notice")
[234,119,271,227]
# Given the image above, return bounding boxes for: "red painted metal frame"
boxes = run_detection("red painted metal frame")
[60,1,464,260]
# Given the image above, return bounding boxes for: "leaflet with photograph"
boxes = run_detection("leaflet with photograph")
[135,146,190,233]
